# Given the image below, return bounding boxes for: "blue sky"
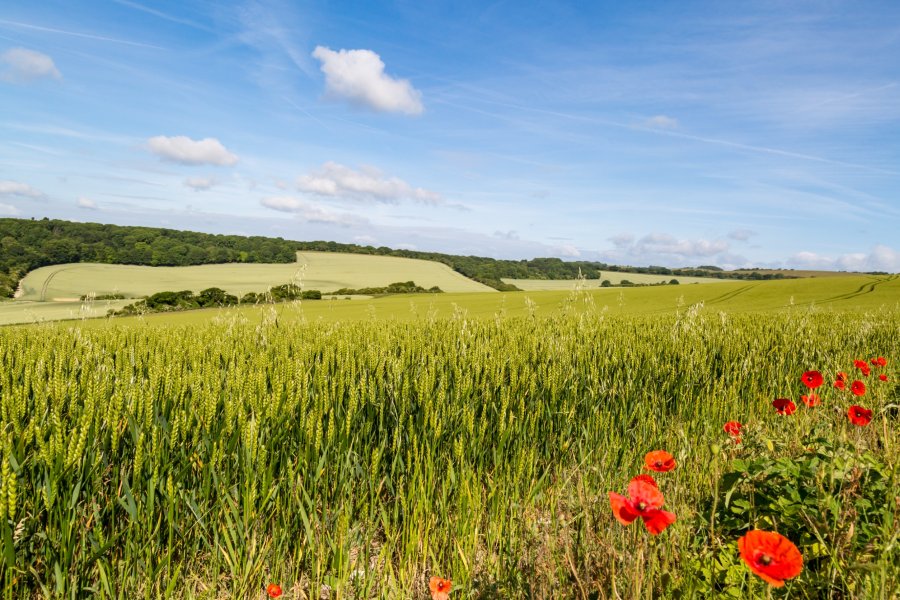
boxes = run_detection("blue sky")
[1,1,899,270]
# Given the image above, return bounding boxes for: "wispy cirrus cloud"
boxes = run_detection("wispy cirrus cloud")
[110,0,212,32]
[0,18,164,49]
[147,136,238,166]
[296,162,443,205]
[1,47,61,83]
[312,46,423,115]
[76,196,98,209]
[236,1,317,78]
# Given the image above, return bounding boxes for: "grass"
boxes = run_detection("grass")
[3,274,897,327]
[0,299,134,326]
[0,290,897,598]
[69,274,900,329]
[15,251,494,302]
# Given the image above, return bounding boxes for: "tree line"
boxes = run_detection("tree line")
[1,217,791,298]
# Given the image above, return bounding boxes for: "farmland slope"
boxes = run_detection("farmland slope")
[15,251,494,302]
[68,274,900,328]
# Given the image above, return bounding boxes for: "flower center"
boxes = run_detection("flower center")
[758,553,773,566]
[636,501,647,511]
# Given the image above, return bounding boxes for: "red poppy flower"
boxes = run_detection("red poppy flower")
[800,393,820,407]
[870,356,887,367]
[429,577,452,600]
[800,370,823,389]
[836,371,848,382]
[608,479,677,535]
[854,360,871,377]
[850,380,866,396]
[879,374,888,382]
[266,584,283,598]
[631,474,658,488]
[847,405,872,426]
[738,530,803,587]
[723,421,742,436]
[644,450,676,472]
[834,380,846,390]
[772,398,796,415]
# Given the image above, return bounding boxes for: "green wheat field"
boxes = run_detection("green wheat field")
[0,273,898,598]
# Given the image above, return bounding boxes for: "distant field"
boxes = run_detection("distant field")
[60,274,898,329]
[4,273,897,328]
[731,268,862,278]
[0,299,133,326]
[15,251,494,302]
[503,273,727,289]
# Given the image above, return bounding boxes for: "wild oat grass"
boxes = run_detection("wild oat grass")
[0,298,897,597]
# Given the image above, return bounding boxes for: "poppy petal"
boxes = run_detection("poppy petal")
[608,492,639,525]
[641,509,677,535]
[626,479,666,510]
[738,530,803,588]
[630,474,658,488]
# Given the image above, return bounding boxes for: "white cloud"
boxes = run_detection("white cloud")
[0,203,19,215]
[728,228,756,241]
[76,196,98,209]
[790,245,900,272]
[296,161,443,205]
[260,196,366,226]
[1,47,61,83]
[634,233,728,257]
[0,180,44,198]
[146,136,238,166]
[601,232,731,266]
[312,46,423,115]
[184,176,216,191]
[556,244,581,257]
[644,115,678,129]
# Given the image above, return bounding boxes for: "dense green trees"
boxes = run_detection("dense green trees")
[331,281,442,295]
[0,217,793,299]
[0,218,297,297]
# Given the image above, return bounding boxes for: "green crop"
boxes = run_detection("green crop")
[0,296,897,598]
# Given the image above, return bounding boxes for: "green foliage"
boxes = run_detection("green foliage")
[116,283,320,315]
[331,281,443,295]
[78,293,126,301]
[686,402,899,597]
[0,218,298,298]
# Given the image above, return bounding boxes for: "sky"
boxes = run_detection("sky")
[1,1,899,271]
